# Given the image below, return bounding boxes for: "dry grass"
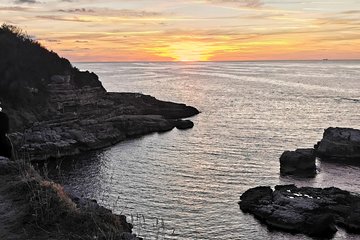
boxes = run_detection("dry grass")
[9,156,138,240]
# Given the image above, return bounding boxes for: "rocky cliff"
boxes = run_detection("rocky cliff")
[0,24,199,161]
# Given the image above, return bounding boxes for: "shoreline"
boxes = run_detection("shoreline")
[0,25,198,239]
[9,90,199,162]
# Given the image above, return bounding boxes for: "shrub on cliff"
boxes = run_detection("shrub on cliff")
[0,24,105,130]
[0,24,69,105]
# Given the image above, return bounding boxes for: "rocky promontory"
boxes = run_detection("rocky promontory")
[240,184,360,238]
[9,90,199,161]
[0,24,199,161]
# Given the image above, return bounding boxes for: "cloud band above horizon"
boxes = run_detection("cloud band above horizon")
[1,0,359,62]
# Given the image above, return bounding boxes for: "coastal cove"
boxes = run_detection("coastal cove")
[46,61,360,239]
[1,0,360,237]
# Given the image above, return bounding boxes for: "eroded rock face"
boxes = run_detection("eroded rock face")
[7,75,199,161]
[280,149,316,177]
[315,127,360,162]
[239,185,360,238]
[9,89,199,160]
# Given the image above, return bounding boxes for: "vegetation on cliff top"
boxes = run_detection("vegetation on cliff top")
[0,24,104,130]
[0,24,104,103]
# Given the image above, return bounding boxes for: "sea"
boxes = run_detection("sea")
[48,61,360,239]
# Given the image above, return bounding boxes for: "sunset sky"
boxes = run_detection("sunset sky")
[1,0,359,62]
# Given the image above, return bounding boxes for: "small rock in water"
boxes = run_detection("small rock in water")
[279,148,316,177]
[174,120,194,130]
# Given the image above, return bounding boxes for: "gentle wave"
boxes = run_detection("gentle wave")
[52,61,360,240]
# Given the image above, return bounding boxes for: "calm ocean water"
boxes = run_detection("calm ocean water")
[50,61,360,239]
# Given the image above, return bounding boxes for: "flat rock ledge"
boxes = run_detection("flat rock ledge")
[9,90,199,161]
[239,185,360,238]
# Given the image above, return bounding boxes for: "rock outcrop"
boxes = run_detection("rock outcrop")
[280,149,316,177]
[9,91,199,161]
[239,184,360,238]
[315,127,360,162]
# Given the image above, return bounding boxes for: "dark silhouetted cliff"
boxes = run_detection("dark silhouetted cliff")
[0,24,104,130]
[0,24,199,161]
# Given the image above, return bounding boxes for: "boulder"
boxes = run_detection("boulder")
[315,127,360,162]
[239,185,360,238]
[279,148,316,177]
[174,120,194,130]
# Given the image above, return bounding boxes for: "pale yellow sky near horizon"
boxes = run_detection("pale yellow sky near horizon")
[1,0,359,62]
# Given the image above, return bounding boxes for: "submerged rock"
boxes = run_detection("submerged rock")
[239,185,360,238]
[315,127,360,162]
[280,148,316,177]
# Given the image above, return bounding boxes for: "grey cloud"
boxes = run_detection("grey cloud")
[36,15,91,22]
[341,10,360,15]
[56,8,163,18]
[14,0,38,4]
[206,0,263,8]
[0,6,29,11]
[58,8,94,13]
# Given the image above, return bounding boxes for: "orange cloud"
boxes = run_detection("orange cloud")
[2,0,359,61]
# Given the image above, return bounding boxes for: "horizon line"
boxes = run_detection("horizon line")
[73,59,360,64]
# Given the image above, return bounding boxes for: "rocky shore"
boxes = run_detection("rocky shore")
[9,87,199,161]
[0,24,198,239]
[0,156,138,240]
[240,184,360,238]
